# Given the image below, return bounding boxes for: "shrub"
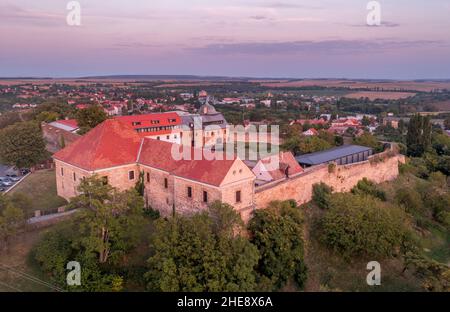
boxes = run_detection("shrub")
[312,183,333,209]
[395,187,424,216]
[320,193,412,258]
[351,178,387,201]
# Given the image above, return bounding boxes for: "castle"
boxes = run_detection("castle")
[52,107,405,222]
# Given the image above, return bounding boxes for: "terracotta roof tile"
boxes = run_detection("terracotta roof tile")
[138,138,237,186]
[53,119,142,171]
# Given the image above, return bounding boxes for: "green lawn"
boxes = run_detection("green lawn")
[8,169,67,216]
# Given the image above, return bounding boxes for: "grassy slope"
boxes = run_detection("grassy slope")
[8,169,67,216]
[0,228,58,292]
[302,204,423,292]
[303,172,449,292]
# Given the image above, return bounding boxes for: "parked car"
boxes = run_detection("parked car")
[2,181,13,186]
[20,169,30,175]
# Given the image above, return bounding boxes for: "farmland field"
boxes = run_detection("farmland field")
[343,91,416,100]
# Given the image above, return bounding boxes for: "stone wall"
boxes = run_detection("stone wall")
[254,153,406,210]
[54,160,90,200]
[55,160,139,200]
[42,122,81,153]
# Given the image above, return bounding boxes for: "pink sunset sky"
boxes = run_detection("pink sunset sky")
[0,0,449,79]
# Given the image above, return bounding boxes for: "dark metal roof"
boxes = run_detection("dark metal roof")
[180,114,227,129]
[295,145,373,165]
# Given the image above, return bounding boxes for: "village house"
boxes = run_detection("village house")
[250,152,303,186]
[302,128,319,136]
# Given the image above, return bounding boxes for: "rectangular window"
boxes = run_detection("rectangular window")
[236,191,241,203]
[73,172,76,181]
[164,178,168,189]
[187,186,192,198]
[129,170,135,180]
[61,167,64,176]
[146,172,150,183]
[203,191,208,203]
[102,176,108,185]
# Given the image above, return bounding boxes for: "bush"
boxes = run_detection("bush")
[312,183,333,209]
[351,178,387,201]
[395,187,424,216]
[320,193,412,258]
[143,207,160,220]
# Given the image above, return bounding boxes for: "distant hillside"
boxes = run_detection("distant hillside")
[77,75,257,81]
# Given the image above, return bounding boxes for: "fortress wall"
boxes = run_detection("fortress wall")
[253,153,406,211]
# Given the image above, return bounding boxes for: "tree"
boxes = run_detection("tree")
[445,117,450,130]
[353,133,383,153]
[70,176,147,264]
[0,195,25,249]
[248,200,307,290]
[35,111,59,123]
[146,202,259,292]
[320,193,412,258]
[33,177,148,291]
[0,121,48,168]
[135,171,145,196]
[432,132,450,156]
[298,136,331,154]
[0,111,21,130]
[34,101,75,120]
[361,116,371,127]
[407,114,432,157]
[60,135,66,149]
[33,222,124,291]
[76,106,107,134]
[312,183,333,209]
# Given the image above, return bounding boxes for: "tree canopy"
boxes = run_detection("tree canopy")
[33,176,148,291]
[248,200,307,290]
[76,106,107,134]
[407,114,432,157]
[0,121,48,168]
[320,193,412,258]
[146,201,259,292]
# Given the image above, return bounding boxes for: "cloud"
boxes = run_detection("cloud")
[249,15,270,20]
[190,39,442,56]
[258,2,323,10]
[0,4,62,26]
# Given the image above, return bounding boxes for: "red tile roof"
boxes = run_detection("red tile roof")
[116,112,181,128]
[138,138,237,186]
[53,119,241,186]
[293,119,327,126]
[260,152,303,180]
[53,119,142,171]
[115,112,182,136]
